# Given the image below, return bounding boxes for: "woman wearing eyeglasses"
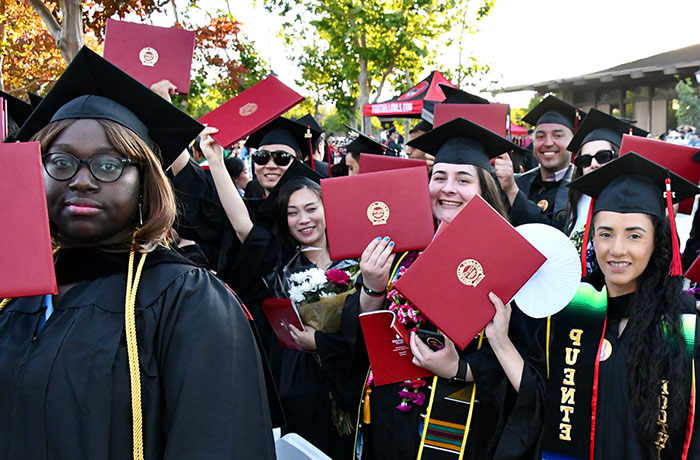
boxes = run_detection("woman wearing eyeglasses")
[0,48,275,459]
[565,109,648,276]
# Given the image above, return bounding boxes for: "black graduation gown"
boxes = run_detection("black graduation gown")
[509,165,573,232]
[0,247,275,460]
[497,277,700,460]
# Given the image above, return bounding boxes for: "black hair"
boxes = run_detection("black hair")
[274,177,324,258]
[594,214,691,456]
[224,156,246,180]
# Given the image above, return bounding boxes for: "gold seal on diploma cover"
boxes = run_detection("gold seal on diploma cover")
[367,201,390,225]
[139,47,159,67]
[239,103,258,117]
[457,259,485,287]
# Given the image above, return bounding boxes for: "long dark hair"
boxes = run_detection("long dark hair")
[274,177,324,258]
[614,215,691,455]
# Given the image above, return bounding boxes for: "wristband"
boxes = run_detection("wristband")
[450,358,468,383]
[362,284,386,297]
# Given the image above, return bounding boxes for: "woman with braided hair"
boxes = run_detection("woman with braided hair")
[0,47,274,460]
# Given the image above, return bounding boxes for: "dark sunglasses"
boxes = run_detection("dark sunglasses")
[43,152,138,183]
[574,149,616,168]
[252,149,295,167]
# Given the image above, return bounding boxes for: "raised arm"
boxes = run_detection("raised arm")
[198,127,254,243]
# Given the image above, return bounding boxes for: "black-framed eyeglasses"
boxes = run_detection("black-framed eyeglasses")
[574,149,616,168]
[43,152,138,183]
[252,149,295,167]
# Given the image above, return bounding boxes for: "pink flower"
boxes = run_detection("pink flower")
[410,379,426,389]
[414,390,426,406]
[325,269,350,287]
[396,401,411,412]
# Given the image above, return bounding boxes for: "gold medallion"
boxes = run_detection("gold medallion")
[239,102,258,117]
[537,199,549,212]
[367,201,390,225]
[139,47,159,67]
[599,338,612,362]
[457,259,485,287]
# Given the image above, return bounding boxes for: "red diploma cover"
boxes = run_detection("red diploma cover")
[394,195,546,349]
[0,142,57,298]
[433,103,510,136]
[620,134,700,214]
[321,167,434,260]
[359,154,427,174]
[198,75,304,148]
[103,19,196,94]
[261,297,305,351]
[359,310,433,386]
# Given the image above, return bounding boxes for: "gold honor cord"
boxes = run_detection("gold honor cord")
[125,250,148,460]
[546,316,552,379]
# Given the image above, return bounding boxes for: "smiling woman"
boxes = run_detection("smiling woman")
[0,47,275,460]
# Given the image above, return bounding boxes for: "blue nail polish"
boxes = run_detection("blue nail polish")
[389,242,394,247]
[384,236,390,241]
[375,237,381,241]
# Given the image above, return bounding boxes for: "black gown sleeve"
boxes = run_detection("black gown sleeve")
[508,189,558,228]
[155,268,276,459]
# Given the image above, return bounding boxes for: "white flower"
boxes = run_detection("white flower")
[288,285,306,303]
[319,292,335,298]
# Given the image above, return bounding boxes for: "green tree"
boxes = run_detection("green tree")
[264,0,495,132]
[675,78,699,128]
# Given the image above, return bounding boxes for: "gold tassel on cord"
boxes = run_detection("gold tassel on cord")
[363,387,372,424]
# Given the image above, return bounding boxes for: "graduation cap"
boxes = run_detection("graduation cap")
[406,117,519,169]
[27,92,43,110]
[438,83,490,105]
[567,108,648,153]
[14,46,203,168]
[255,160,322,222]
[296,114,324,134]
[522,95,585,133]
[0,90,33,129]
[412,120,433,133]
[569,152,700,276]
[246,116,321,161]
[344,124,396,156]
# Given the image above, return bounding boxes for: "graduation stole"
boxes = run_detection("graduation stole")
[542,284,698,460]
[542,283,607,460]
[416,332,485,460]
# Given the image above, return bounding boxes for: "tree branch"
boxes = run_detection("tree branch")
[24,0,61,40]
[371,45,402,104]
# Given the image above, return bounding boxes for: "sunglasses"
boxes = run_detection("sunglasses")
[574,149,615,168]
[43,152,138,183]
[252,149,295,167]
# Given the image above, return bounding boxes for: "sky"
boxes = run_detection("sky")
[173,0,700,109]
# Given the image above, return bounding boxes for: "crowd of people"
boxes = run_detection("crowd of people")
[2,44,700,460]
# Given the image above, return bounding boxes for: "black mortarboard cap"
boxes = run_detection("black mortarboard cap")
[406,117,519,169]
[0,90,33,128]
[344,124,396,156]
[568,152,699,217]
[15,46,203,168]
[413,120,433,133]
[438,84,490,105]
[567,108,648,153]
[27,92,43,110]
[246,116,320,160]
[255,160,322,221]
[522,95,585,132]
[296,114,324,133]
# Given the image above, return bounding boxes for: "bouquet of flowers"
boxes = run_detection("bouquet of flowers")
[286,262,359,333]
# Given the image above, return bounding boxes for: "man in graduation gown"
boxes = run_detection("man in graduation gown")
[495,96,584,232]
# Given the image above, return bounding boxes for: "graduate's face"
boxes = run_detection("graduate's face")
[429,163,482,223]
[346,154,359,176]
[406,130,427,160]
[593,211,655,297]
[254,143,296,193]
[579,140,615,175]
[533,123,573,173]
[287,187,326,248]
[44,119,140,247]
